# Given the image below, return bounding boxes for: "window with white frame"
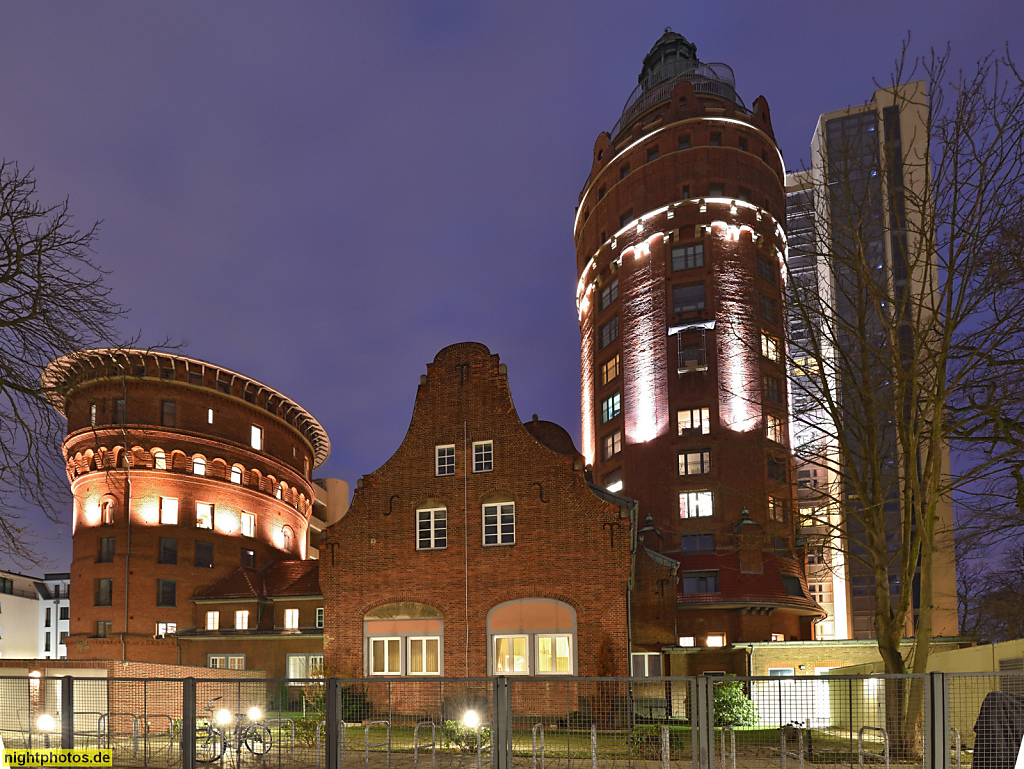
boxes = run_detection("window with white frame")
[678,449,711,475]
[678,636,696,647]
[679,490,713,518]
[155,622,176,638]
[417,507,447,550]
[241,512,256,538]
[230,466,243,484]
[159,497,178,525]
[493,635,529,674]
[153,450,167,470]
[536,635,572,674]
[235,610,249,630]
[369,637,402,675]
[316,607,324,628]
[678,407,711,435]
[602,430,622,460]
[631,652,663,677]
[206,611,220,631]
[250,425,263,451]
[196,502,213,530]
[483,502,515,546]
[766,413,785,444]
[473,441,493,473]
[284,608,300,629]
[488,599,575,677]
[408,637,441,675]
[208,655,245,670]
[706,633,727,648]
[435,445,455,476]
[601,392,621,423]
[287,653,324,680]
[192,456,206,476]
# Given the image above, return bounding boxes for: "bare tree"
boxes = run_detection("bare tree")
[0,160,124,564]
[786,44,1024,755]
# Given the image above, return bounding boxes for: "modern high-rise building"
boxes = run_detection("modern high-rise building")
[785,83,958,641]
[574,29,821,667]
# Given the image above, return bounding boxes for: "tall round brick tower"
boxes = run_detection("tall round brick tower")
[42,349,329,662]
[575,30,820,665]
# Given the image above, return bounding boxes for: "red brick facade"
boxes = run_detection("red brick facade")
[320,343,635,678]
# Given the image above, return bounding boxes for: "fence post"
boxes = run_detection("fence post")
[60,676,74,750]
[181,677,196,769]
[325,678,341,769]
[695,676,716,769]
[927,672,949,769]
[493,676,512,769]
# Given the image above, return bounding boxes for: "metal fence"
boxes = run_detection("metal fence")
[0,672,1019,769]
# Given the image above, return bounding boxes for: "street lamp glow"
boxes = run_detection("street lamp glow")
[37,714,56,732]
[462,710,480,729]
[248,707,262,721]
[216,709,233,726]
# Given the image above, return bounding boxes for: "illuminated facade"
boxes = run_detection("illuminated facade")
[575,30,821,668]
[42,349,330,663]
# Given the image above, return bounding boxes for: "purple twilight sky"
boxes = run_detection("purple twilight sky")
[1,1,1021,571]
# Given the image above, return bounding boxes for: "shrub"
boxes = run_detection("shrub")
[441,719,490,753]
[713,680,759,726]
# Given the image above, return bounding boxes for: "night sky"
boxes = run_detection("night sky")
[2,1,1021,571]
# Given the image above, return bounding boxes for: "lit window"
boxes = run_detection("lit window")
[408,637,441,675]
[483,502,515,546]
[161,401,176,427]
[417,507,447,550]
[287,653,324,679]
[241,512,256,538]
[678,636,696,647]
[206,611,220,631]
[250,425,263,451]
[681,571,719,594]
[155,622,176,638]
[89,403,97,426]
[600,392,621,423]
[771,633,785,642]
[769,496,786,522]
[101,500,114,525]
[435,445,455,476]
[157,579,176,607]
[192,456,206,476]
[679,490,713,518]
[598,278,618,311]
[281,525,293,551]
[598,317,619,349]
[672,283,706,313]
[678,450,712,475]
[208,655,245,670]
[230,466,243,484]
[761,332,781,362]
[602,430,622,460]
[316,607,324,628]
[159,497,178,525]
[370,637,401,675]
[275,484,282,499]
[207,408,214,424]
[153,450,166,470]
[235,610,249,630]
[706,633,726,647]
[241,548,255,567]
[599,355,621,386]
[473,441,493,473]
[766,414,785,444]
[493,635,528,674]
[631,652,663,677]
[678,407,711,435]
[284,608,299,629]
[809,582,832,604]
[536,635,572,674]
[196,503,213,529]
[672,243,704,271]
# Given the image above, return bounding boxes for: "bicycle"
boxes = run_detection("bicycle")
[196,696,273,762]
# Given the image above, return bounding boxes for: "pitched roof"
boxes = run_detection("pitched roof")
[194,560,320,600]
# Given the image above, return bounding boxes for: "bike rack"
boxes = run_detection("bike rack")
[74,712,106,749]
[266,717,295,760]
[719,726,736,769]
[413,721,437,768]
[531,723,545,769]
[365,720,391,769]
[316,719,347,769]
[475,724,491,769]
[98,712,140,757]
[951,727,962,769]
[781,724,805,769]
[857,726,890,769]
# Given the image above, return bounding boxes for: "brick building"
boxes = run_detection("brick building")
[573,30,821,671]
[320,342,651,678]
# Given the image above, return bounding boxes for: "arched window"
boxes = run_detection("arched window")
[281,525,294,552]
[364,603,442,677]
[153,450,167,470]
[487,599,576,676]
[192,456,206,476]
[230,466,243,484]
[101,500,114,526]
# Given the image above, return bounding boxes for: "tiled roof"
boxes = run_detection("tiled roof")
[194,560,320,600]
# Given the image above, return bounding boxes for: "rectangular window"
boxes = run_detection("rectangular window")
[96,620,112,638]
[678,407,711,435]
[161,401,176,427]
[98,537,115,563]
[155,622,176,637]
[158,538,178,565]
[679,490,713,519]
[767,456,787,482]
[681,533,715,553]
[602,430,622,460]
[709,183,725,197]
[678,636,696,647]
[706,633,727,647]
[601,392,621,423]
[809,582,832,604]
[807,546,825,565]
[89,403,97,426]
[473,441,493,473]
[370,637,401,675]
[604,468,623,493]
[678,449,712,475]
[159,497,178,525]
[241,548,255,567]
[773,536,790,555]
[631,652,663,677]
[678,135,691,150]
[241,512,256,538]
[114,398,126,424]
[206,611,220,631]
[769,496,786,522]
[195,541,214,568]
[599,354,621,386]
[619,209,634,228]
[647,146,659,162]
[672,283,706,314]
[598,278,618,311]
[493,635,528,674]
[435,445,455,476]
[235,610,250,630]
[537,635,572,674]
[709,133,721,147]
[757,254,777,284]
[209,655,245,670]
[598,316,619,349]
[483,502,515,546]
[672,243,705,271]
[316,607,324,628]
[157,579,176,607]
[250,425,263,450]
[408,637,441,675]
[284,608,299,629]
[681,571,719,594]
[417,508,447,550]
[619,164,630,180]
[60,607,69,620]
[759,294,779,324]
[763,374,783,405]
[766,413,785,444]
[46,608,52,627]
[761,332,780,361]
[196,502,213,529]
[738,137,749,152]
[207,408,214,424]
[782,575,804,597]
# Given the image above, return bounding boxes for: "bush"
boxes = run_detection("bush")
[441,719,489,753]
[713,680,759,726]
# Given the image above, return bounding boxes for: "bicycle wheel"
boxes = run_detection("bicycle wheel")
[196,725,225,763]
[244,725,272,755]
